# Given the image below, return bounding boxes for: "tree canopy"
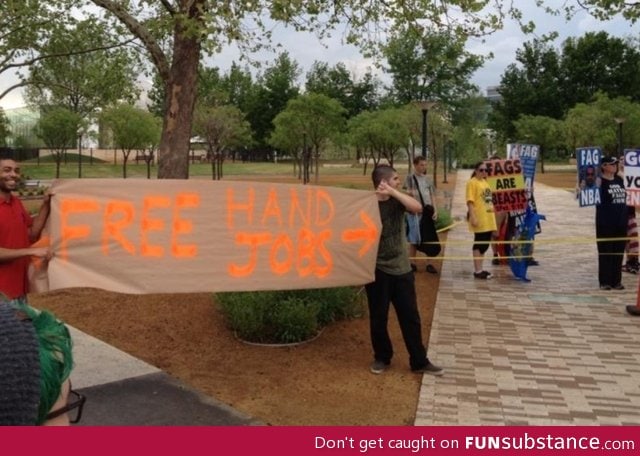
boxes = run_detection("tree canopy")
[101,104,161,178]
[491,32,640,143]
[383,27,484,106]
[5,0,640,177]
[24,18,139,118]
[35,106,83,177]
[83,0,511,178]
[305,62,380,118]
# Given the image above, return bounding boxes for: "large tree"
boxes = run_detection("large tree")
[101,104,161,178]
[0,108,9,146]
[192,104,253,180]
[245,52,301,153]
[383,27,484,106]
[348,108,409,173]
[554,0,640,23]
[450,94,493,166]
[305,61,380,118]
[0,1,73,101]
[24,18,139,117]
[563,93,640,154]
[491,32,640,143]
[560,31,640,107]
[35,106,83,178]
[270,93,346,183]
[490,39,564,142]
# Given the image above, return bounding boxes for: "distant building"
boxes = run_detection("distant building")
[485,86,502,104]
[4,107,41,147]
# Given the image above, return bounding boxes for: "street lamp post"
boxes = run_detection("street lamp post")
[615,117,625,157]
[443,136,448,183]
[77,129,83,178]
[418,100,436,158]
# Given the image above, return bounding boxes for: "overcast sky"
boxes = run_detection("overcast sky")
[0,3,636,110]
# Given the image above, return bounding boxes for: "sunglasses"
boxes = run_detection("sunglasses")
[477,168,487,172]
[45,388,86,424]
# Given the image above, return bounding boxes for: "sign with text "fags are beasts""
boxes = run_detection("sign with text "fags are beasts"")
[484,159,527,212]
[46,179,381,294]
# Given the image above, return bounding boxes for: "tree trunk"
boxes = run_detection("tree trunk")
[157,3,204,179]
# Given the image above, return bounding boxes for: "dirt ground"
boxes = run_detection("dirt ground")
[28,169,574,426]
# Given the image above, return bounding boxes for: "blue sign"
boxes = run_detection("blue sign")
[576,147,601,207]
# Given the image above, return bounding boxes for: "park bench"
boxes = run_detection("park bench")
[135,152,154,165]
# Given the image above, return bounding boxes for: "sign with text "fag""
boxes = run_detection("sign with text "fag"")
[47,179,381,294]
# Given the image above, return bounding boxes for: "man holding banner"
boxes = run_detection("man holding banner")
[366,165,443,376]
[0,157,51,301]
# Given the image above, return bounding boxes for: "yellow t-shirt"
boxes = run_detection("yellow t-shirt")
[466,177,497,233]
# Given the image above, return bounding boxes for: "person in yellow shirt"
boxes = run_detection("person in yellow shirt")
[466,162,497,279]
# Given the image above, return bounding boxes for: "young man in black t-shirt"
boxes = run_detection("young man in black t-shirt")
[365,165,443,376]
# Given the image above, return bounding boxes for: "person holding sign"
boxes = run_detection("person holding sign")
[617,156,639,274]
[366,165,443,376]
[596,156,627,290]
[0,157,52,301]
[466,162,497,279]
[403,156,439,274]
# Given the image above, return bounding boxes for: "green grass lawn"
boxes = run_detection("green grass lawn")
[19,157,373,183]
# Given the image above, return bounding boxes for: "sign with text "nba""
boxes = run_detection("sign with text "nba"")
[576,147,601,207]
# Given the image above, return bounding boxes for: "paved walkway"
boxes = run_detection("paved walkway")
[70,325,261,425]
[415,169,640,425]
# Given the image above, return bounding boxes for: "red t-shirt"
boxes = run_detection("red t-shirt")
[0,195,33,299]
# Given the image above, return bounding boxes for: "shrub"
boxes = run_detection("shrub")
[435,207,453,231]
[217,286,362,344]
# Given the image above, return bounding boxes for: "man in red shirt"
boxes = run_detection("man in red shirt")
[0,158,51,300]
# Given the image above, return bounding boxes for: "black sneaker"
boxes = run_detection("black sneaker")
[613,283,625,290]
[600,284,612,291]
[527,258,539,266]
[370,360,390,374]
[412,362,444,376]
[426,264,438,274]
[473,271,492,279]
[492,257,500,265]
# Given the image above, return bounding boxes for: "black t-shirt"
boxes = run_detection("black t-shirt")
[376,198,412,275]
[596,175,627,232]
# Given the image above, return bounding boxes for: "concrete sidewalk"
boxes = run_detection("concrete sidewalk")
[415,170,640,425]
[70,326,261,426]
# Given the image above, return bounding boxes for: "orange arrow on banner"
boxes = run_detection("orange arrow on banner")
[341,211,378,257]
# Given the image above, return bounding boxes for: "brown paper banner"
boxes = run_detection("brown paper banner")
[46,179,381,294]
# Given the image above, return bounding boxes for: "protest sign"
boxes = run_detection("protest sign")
[623,149,640,206]
[46,179,381,294]
[576,147,602,207]
[484,159,527,212]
